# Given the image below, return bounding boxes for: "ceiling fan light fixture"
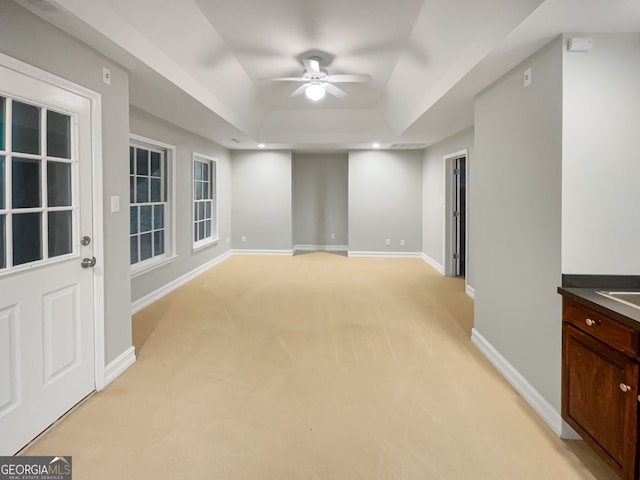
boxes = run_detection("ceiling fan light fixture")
[305,83,325,101]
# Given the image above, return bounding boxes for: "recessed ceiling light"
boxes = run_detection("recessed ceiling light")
[258,143,266,148]
[372,143,381,149]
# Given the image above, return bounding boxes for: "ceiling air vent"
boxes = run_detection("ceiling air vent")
[389,143,428,150]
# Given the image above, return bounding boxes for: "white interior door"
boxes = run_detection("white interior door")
[0,63,95,455]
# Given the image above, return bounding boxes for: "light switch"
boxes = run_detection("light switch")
[110,195,120,213]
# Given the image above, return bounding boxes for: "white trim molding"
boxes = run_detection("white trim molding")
[347,251,423,259]
[421,253,445,274]
[104,346,136,387]
[131,250,232,314]
[471,329,580,439]
[232,249,293,256]
[294,244,348,253]
[466,285,475,299]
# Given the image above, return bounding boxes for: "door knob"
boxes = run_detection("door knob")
[81,257,97,269]
[620,383,631,393]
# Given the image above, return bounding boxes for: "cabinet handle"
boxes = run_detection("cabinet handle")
[585,318,600,327]
[620,383,631,393]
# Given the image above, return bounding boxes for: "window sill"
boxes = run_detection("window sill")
[192,237,219,253]
[131,254,177,279]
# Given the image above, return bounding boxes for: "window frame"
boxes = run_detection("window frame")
[192,153,218,251]
[129,134,176,277]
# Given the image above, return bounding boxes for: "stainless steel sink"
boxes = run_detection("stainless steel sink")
[596,291,640,310]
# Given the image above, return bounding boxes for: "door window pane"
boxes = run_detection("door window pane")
[140,232,152,261]
[129,147,134,174]
[129,177,135,203]
[13,212,42,265]
[48,210,72,258]
[47,161,71,207]
[0,97,5,151]
[0,156,4,210]
[47,110,71,159]
[130,236,139,264]
[0,215,5,269]
[12,101,41,155]
[12,158,41,208]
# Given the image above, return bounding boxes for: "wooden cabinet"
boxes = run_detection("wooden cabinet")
[562,298,640,480]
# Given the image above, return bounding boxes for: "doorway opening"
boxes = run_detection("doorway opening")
[443,150,468,280]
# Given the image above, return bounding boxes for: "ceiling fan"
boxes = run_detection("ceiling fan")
[258,57,371,101]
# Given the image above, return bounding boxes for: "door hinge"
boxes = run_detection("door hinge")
[453,211,460,217]
[453,253,460,260]
[453,168,460,175]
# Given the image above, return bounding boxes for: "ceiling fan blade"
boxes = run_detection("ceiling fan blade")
[257,76,306,83]
[328,74,372,83]
[289,84,308,97]
[323,83,347,99]
[303,58,321,75]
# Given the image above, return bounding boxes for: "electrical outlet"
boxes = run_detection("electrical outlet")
[385,238,391,246]
[241,236,247,243]
[331,233,336,240]
[400,240,405,247]
[102,67,111,85]
[523,67,531,87]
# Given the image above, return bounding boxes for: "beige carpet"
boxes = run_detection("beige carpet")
[23,253,615,479]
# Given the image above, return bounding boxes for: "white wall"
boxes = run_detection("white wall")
[422,127,474,282]
[473,37,563,411]
[562,33,640,274]
[0,2,132,364]
[231,151,292,251]
[293,154,348,248]
[129,107,232,302]
[348,150,423,253]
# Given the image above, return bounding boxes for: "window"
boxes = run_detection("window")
[129,135,175,273]
[0,95,76,274]
[192,153,217,249]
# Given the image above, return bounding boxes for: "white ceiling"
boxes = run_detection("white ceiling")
[15,0,640,151]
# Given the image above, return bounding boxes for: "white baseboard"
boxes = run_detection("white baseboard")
[347,251,423,258]
[421,253,445,274]
[103,346,136,388]
[466,285,475,299]
[294,244,348,253]
[131,250,233,314]
[471,328,580,439]
[232,249,293,256]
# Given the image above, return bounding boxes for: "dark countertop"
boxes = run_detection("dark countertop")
[558,286,640,331]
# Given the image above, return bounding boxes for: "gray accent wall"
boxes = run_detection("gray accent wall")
[473,37,563,410]
[231,151,293,250]
[422,127,474,284]
[562,33,640,275]
[348,150,423,253]
[129,107,232,302]
[0,2,132,364]
[292,154,348,248]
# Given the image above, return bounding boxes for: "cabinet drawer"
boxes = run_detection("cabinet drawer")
[563,298,639,357]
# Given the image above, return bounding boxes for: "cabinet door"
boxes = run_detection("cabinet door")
[562,323,638,479]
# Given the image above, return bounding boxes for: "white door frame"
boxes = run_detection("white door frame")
[442,149,468,281]
[0,52,106,390]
